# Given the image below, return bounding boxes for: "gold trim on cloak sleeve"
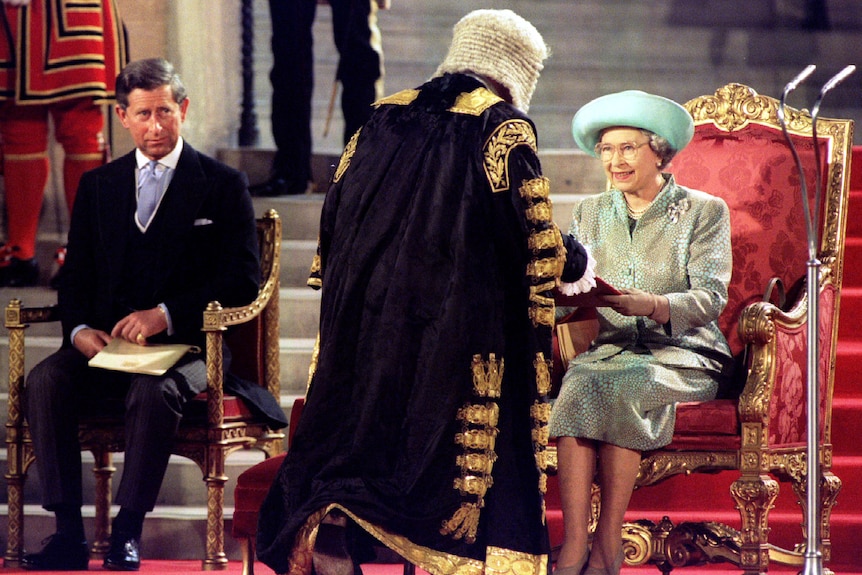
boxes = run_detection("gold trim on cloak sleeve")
[441,354,503,544]
[482,120,538,193]
[516,174,558,507]
[333,127,362,183]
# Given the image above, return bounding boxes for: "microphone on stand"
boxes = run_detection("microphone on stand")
[792,64,856,575]
[785,64,817,94]
[810,66,856,254]
[778,65,816,256]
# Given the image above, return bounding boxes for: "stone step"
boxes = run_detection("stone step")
[1,448,274,508]
[219,148,605,207]
[246,0,862,158]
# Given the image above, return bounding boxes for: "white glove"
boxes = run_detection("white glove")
[558,245,597,296]
[2,0,31,6]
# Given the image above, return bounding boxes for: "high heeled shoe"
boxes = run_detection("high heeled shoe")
[553,549,589,575]
[583,548,625,575]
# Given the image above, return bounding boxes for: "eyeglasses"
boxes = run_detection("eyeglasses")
[594,141,649,162]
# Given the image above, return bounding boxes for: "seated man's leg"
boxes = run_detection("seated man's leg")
[21,348,94,570]
[105,354,208,570]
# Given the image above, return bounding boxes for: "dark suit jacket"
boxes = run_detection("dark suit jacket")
[60,142,260,346]
[58,142,287,428]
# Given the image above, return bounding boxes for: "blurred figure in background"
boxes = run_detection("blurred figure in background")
[251,0,386,197]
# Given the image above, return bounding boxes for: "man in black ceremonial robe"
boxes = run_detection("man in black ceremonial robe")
[257,9,590,575]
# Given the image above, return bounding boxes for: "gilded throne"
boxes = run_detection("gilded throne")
[548,83,853,575]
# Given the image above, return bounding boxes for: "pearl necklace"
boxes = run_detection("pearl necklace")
[626,200,651,220]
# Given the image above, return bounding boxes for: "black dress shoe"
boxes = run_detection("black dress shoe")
[21,532,89,571]
[103,533,141,571]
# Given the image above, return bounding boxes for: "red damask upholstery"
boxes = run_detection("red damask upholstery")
[671,122,820,355]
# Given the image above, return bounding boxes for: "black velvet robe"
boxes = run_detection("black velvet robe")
[257,74,587,575]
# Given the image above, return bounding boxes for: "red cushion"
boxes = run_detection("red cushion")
[232,453,288,538]
[187,393,255,421]
[673,399,738,435]
[660,399,741,451]
[231,399,305,539]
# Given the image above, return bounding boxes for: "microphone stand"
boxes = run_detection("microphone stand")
[778,64,856,575]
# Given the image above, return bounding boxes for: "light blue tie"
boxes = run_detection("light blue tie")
[137,160,164,225]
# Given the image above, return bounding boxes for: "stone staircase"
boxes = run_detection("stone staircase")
[243,0,861,171]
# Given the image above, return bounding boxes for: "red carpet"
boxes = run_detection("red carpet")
[2,562,859,575]
[1,561,859,575]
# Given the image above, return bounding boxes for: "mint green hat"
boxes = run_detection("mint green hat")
[571,90,694,157]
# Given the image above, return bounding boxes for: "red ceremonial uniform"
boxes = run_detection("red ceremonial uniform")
[0,0,127,285]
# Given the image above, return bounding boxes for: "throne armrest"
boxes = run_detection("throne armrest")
[737,279,836,448]
[5,299,60,327]
[5,299,61,431]
[201,263,281,427]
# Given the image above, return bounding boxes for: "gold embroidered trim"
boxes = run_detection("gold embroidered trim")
[532,425,550,446]
[528,306,554,328]
[519,176,551,201]
[528,285,555,306]
[531,401,551,424]
[442,354,503,543]
[531,353,552,497]
[333,128,362,183]
[457,403,500,427]
[534,448,552,472]
[523,202,552,224]
[307,332,320,391]
[454,428,498,451]
[519,179,566,298]
[527,257,563,280]
[533,353,552,397]
[456,452,497,475]
[307,252,322,288]
[471,353,503,398]
[286,507,328,575]
[527,228,561,253]
[441,502,482,543]
[486,545,548,575]
[294,505,548,575]
[374,88,419,107]
[483,120,537,193]
[449,87,503,116]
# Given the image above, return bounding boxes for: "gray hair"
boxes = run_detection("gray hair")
[642,129,677,170]
[115,58,187,109]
